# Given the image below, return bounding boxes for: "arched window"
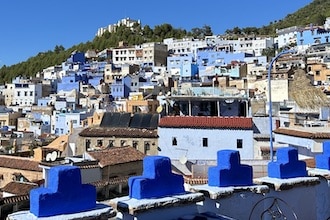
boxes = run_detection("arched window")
[172,137,177,146]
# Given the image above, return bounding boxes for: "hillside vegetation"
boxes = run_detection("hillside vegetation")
[225,0,330,35]
[1,0,329,84]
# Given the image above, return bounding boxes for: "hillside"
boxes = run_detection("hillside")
[225,0,330,35]
[263,0,330,32]
[1,0,330,83]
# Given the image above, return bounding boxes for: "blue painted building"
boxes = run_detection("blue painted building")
[196,50,252,79]
[167,54,198,80]
[37,97,52,107]
[297,26,330,46]
[57,73,79,93]
[111,75,132,99]
[67,51,85,64]
[214,63,243,78]
[53,110,86,135]
[57,72,89,93]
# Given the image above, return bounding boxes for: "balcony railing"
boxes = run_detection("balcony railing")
[171,87,248,98]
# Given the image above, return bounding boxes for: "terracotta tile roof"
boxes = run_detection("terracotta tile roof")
[79,127,158,138]
[159,116,253,129]
[0,155,42,172]
[274,128,330,139]
[2,182,38,195]
[87,146,145,167]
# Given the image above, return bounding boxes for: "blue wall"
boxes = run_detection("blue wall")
[297,27,330,45]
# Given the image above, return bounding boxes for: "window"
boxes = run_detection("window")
[202,138,208,147]
[85,139,91,151]
[315,70,320,76]
[97,140,103,147]
[237,139,243,149]
[132,141,138,149]
[108,140,114,148]
[144,142,150,154]
[202,59,208,66]
[120,140,126,147]
[172,137,177,146]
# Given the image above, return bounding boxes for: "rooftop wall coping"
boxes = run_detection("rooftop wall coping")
[109,192,204,215]
[308,168,330,180]
[187,184,269,200]
[6,203,115,220]
[253,176,320,191]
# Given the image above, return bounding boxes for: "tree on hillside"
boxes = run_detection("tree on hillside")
[142,25,153,40]
[191,25,213,39]
[312,14,326,26]
[54,45,65,54]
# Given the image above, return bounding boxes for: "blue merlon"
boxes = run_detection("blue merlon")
[208,150,253,187]
[268,147,307,179]
[30,165,96,217]
[129,156,185,199]
[316,141,330,170]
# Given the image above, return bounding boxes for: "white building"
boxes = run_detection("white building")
[324,17,330,30]
[3,77,42,108]
[275,26,301,49]
[96,17,140,37]
[158,116,254,161]
[112,45,142,65]
[164,37,208,58]
[233,37,274,56]
[204,35,274,57]
[41,65,62,80]
[142,42,168,67]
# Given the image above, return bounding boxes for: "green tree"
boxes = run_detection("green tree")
[202,25,213,36]
[54,45,65,54]
[313,14,326,25]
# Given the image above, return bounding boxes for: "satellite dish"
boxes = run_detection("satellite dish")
[179,155,188,165]
[46,153,52,161]
[156,105,163,113]
[50,151,57,161]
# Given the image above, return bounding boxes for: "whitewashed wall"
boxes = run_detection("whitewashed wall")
[158,127,254,160]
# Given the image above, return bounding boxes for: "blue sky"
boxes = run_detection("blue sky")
[0,0,313,67]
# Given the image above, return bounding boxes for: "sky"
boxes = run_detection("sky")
[0,0,313,67]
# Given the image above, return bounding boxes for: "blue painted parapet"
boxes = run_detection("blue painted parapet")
[268,147,307,179]
[129,156,185,199]
[208,150,253,187]
[316,141,330,170]
[30,165,96,217]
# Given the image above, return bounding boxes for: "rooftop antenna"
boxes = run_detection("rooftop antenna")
[46,153,52,162]
[175,147,189,165]
[179,155,188,165]
[156,105,163,113]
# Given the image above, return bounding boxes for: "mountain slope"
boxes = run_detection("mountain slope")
[265,0,330,31]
